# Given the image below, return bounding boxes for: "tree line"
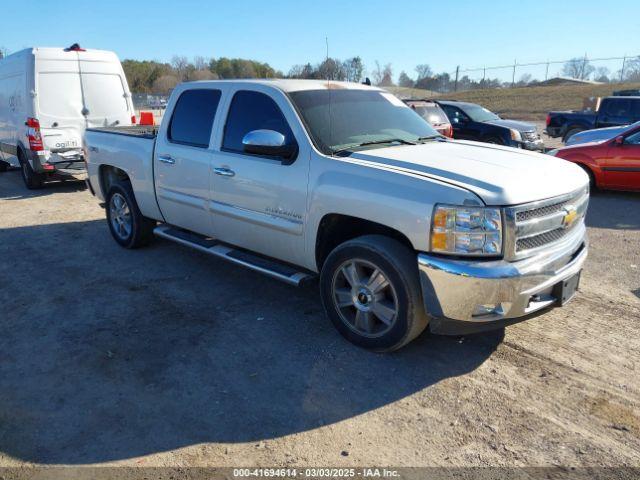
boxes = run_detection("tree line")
[2,45,638,93]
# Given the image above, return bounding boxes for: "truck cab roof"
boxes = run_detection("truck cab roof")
[176,78,382,94]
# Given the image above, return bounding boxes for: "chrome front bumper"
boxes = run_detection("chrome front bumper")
[418,226,587,334]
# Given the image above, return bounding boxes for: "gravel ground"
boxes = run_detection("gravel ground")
[0,168,639,471]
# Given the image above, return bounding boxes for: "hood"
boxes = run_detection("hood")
[349,140,588,206]
[484,118,536,132]
[566,125,628,146]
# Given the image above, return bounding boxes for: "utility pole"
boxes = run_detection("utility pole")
[454,66,459,92]
[620,55,627,83]
[511,60,517,87]
[545,60,549,81]
[580,53,588,80]
[482,67,486,85]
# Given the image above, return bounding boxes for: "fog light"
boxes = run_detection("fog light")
[472,303,509,318]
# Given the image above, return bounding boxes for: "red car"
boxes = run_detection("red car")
[553,123,640,191]
[404,100,453,137]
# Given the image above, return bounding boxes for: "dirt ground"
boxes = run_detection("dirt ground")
[0,168,639,471]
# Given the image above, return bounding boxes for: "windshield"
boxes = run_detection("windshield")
[289,89,438,154]
[412,105,449,125]
[459,104,500,122]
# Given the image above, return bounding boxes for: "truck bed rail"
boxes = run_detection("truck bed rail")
[86,125,158,138]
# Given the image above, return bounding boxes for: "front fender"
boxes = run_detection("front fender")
[304,155,482,271]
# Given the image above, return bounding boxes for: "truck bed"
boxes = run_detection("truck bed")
[86,125,158,138]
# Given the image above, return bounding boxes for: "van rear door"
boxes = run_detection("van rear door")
[36,71,84,153]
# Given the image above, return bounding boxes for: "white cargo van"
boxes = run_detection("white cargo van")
[0,45,134,188]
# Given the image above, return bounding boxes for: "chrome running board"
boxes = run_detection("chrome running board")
[153,225,315,286]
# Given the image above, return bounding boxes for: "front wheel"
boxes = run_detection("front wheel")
[320,235,429,352]
[106,182,156,248]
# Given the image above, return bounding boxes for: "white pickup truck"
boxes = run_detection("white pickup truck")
[84,80,589,352]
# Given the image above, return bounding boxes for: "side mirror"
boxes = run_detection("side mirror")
[614,135,625,146]
[242,129,297,162]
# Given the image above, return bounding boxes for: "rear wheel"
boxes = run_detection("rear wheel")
[0,161,8,172]
[563,127,583,144]
[106,181,155,248]
[320,235,429,352]
[19,151,45,189]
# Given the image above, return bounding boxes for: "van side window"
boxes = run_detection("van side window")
[222,91,295,154]
[169,89,222,148]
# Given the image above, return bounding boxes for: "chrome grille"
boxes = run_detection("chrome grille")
[505,187,589,259]
[521,131,540,142]
[516,228,568,251]
[516,198,573,222]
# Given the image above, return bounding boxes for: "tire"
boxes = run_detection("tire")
[0,161,8,172]
[18,151,45,189]
[578,163,596,190]
[485,136,504,145]
[320,235,429,352]
[563,127,583,144]
[105,181,156,248]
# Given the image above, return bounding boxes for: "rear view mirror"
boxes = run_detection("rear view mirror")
[614,135,625,146]
[242,129,297,162]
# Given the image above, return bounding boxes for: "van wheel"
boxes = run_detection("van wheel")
[19,153,45,189]
[320,235,429,352]
[0,161,8,172]
[105,181,156,248]
[485,137,504,145]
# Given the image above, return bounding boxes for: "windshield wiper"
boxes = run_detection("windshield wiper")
[417,134,446,142]
[332,138,416,156]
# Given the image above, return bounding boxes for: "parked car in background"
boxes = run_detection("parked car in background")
[404,100,453,137]
[84,79,588,352]
[436,100,544,150]
[0,44,134,189]
[546,96,640,143]
[550,122,640,191]
[565,121,640,146]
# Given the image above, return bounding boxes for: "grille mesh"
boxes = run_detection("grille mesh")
[521,131,540,142]
[516,199,571,222]
[516,228,569,251]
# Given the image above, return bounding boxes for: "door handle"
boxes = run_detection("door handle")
[214,167,235,177]
[158,154,175,164]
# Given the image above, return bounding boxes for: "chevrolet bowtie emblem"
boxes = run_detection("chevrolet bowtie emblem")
[562,205,578,228]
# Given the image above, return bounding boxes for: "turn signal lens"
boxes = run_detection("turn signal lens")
[430,205,503,256]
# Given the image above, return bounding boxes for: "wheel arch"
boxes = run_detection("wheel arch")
[314,213,415,272]
[99,164,131,198]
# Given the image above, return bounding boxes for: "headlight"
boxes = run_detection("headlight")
[431,205,502,256]
[510,129,522,142]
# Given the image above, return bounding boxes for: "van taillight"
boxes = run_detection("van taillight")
[546,114,551,126]
[26,117,44,151]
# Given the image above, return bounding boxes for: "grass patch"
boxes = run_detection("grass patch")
[386,82,640,121]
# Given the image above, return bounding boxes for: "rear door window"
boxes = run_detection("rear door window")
[222,90,295,153]
[37,72,83,119]
[603,99,631,117]
[168,89,222,148]
[81,73,128,118]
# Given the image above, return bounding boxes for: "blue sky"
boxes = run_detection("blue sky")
[3,0,639,81]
